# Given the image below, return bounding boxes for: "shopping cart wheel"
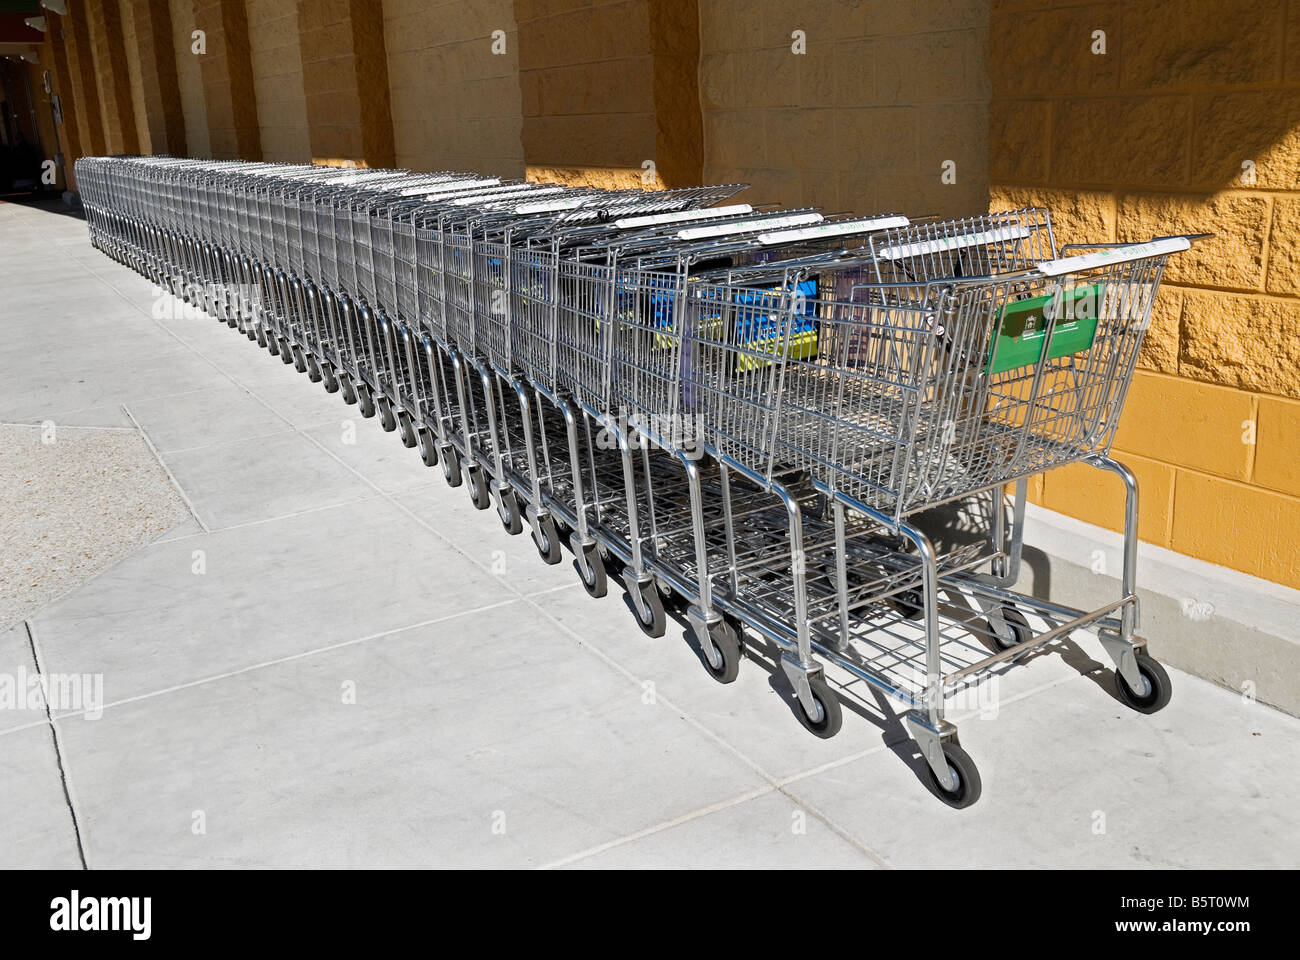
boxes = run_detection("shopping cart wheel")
[987,605,1032,651]
[339,374,357,405]
[356,384,376,419]
[925,742,982,809]
[631,580,666,638]
[1115,651,1172,714]
[416,428,438,467]
[795,675,843,739]
[377,396,397,433]
[532,514,562,565]
[396,411,415,447]
[496,487,523,534]
[700,619,741,684]
[441,446,463,487]
[467,465,490,510]
[305,355,323,383]
[279,338,294,364]
[891,588,924,621]
[575,541,608,598]
[322,363,339,394]
[292,344,307,373]
[255,326,268,348]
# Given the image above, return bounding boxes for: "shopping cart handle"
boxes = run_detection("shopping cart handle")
[1036,235,1198,276]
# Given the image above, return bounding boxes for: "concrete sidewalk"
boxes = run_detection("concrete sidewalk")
[2,198,1298,869]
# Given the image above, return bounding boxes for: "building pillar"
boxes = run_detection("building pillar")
[85,0,140,154]
[295,0,395,167]
[63,0,107,157]
[131,0,188,156]
[516,0,702,189]
[42,12,84,190]
[193,0,261,160]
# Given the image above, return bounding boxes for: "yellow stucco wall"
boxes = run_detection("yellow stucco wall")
[989,0,1300,588]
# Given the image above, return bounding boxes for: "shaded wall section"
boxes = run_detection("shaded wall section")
[171,0,211,157]
[120,0,152,154]
[131,0,188,156]
[988,0,1300,588]
[383,0,523,178]
[518,0,660,188]
[297,0,394,167]
[246,0,310,161]
[700,0,989,215]
[194,0,261,160]
[84,0,140,154]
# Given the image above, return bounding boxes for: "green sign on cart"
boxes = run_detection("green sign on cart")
[987,282,1105,375]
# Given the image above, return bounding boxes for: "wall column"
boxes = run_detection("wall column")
[42,12,84,190]
[86,0,141,154]
[63,0,106,157]
[516,0,702,190]
[193,0,261,160]
[296,0,395,167]
[131,0,188,156]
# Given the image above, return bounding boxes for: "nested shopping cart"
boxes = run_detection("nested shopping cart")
[77,155,1198,808]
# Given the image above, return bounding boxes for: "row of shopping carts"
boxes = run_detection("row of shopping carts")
[76,155,1197,807]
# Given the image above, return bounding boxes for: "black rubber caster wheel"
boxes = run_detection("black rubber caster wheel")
[891,587,925,621]
[466,466,490,510]
[279,338,294,364]
[987,605,1032,652]
[795,674,843,739]
[267,334,281,356]
[305,355,322,383]
[496,487,523,534]
[417,427,438,467]
[1115,651,1173,714]
[701,618,741,684]
[397,410,417,448]
[377,396,397,432]
[532,513,562,565]
[441,447,463,488]
[255,326,268,348]
[322,363,339,394]
[292,344,307,373]
[631,579,666,638]
[339,374,357,405]
[576,542,607,598]
[925,742,982,809]
[356,384,376,419]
